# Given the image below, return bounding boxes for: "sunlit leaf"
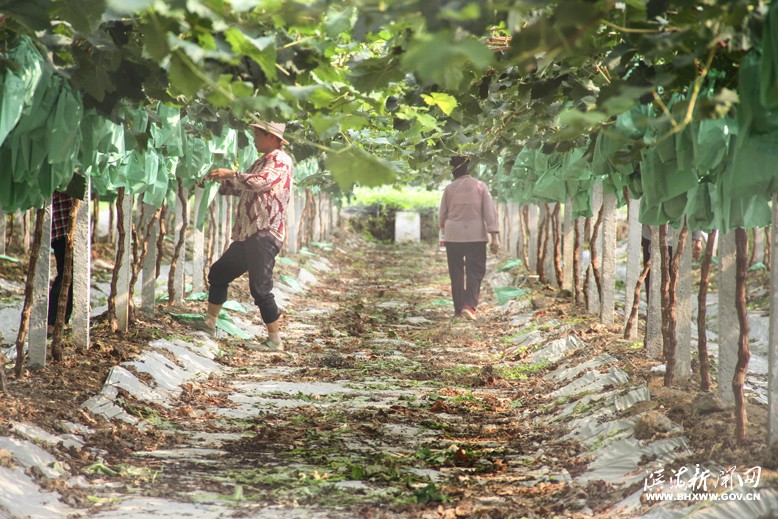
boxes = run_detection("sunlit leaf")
[422,92,458,116]
[326,146,396,189]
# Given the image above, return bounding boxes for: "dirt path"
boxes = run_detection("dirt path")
[65,237,593,518]
[3,235,777,518]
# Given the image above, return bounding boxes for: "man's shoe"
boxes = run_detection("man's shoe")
[192,319,219,338]
[462,306,476,321]
[244,338,284,352]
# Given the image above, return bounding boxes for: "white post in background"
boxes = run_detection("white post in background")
[192,187,204,294]
[600,191,617,324]
[718,231,738,404]
[142,203,158,317]
[768,197,778,444]
[646,226,662,358]
[587,184,603,314]
[624,198,641,334]
[675,230,692,383]
[755,227,765,266]
[72,180,91,350]
[527,205,539,273]
[116,193,132,333]
[29,203,52,369]
[562,199,574,291]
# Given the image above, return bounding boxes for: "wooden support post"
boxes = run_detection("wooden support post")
[22,210,30,254]
[587,184,603,314]
[221,197,230,255]
[28,202,52,369]
[562,199,574,291]
[646,225,662,358]
[517,207,527,267]
[192,187,205,294]
[286,186,298,255]
[323,194,332,240]
[543,204,558,287]
[71,180,91,350]
[313,193,322,242]
[142,203,158,317]
[0,204,5,256]
[507,203,520,260]
[331,195,339,232]
[497,203,507,254]
[675,229,693,382]
[769,197,778,444]
[116,193,132,333]
[574,217,584,302]
[718,231,738,404]
[172,188,187,303]
[624,198,641,334]
[600,191,617,324]
[527,205,539,273]
[213,197,222,258]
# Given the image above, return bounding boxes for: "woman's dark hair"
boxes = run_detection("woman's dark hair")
[450,156,470,178]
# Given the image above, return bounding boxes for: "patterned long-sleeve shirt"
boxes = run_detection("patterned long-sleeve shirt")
[218,148,294,243]
[51,191,72,241]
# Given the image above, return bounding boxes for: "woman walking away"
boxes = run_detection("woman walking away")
[439,156,500,320]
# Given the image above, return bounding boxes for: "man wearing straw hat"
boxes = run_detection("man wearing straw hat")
[194,119,294,351]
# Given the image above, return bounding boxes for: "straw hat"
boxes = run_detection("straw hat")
[249,120,289,145]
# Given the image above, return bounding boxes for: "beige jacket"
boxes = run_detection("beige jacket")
[439,175,498,242]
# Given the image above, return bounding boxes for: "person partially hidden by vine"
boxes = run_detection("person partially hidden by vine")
[47,191,74,338]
